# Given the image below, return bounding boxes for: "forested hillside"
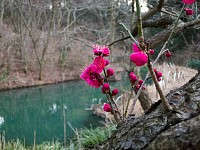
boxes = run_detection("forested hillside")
[0,0,199,90]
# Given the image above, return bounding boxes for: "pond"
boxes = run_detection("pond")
[0,76,129,145]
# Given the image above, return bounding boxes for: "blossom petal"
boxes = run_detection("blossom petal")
[182,0,195,4]
[130,52,148,66]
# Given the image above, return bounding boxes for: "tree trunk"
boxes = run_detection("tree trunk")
[137,89,152,112]
[93,71,200,150]
[0,0,5,37]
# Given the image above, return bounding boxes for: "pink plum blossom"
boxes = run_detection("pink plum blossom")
[130,52,148,66]
[103,103,112,112]
[138,79,144,85]
[156,71,163,78]
[80,64,102,88]
[92,45,110,57]
[132,43,142,52]
[184,8,194,15]
[103,83,110,91]
[102,46,110,57]
[135,84,140,90]
[129,72,137,83]
[104,59,110,66]
[93,45,102,56]
[112,88,119,96]
[93,56,105,73]
[165,51,172,57]
[182,0,195,4]
[107,68,114,77]
[149,49,155,55]
[154,69,163,81]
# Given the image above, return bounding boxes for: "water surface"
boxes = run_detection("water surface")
[0,81,104,145]
[0,73,129,145]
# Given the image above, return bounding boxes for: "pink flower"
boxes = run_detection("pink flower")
[156,71,162,78]
[92,45,110,57]
[138,79,144,85]
[93,56,105,73]
[182,0,195,4]
[135,84,140,90]
[80,64,102,88]
[130,52,148,66]
[129,72,137,83]
[103,83,110,91]
[184,8,194,15]
[93,45,102,56]
[132,43,142,52]
[112,88,119,96]
[107,68,114,77]
[165,51,172,57]
[104,59,110,66]
[149,49,155,55]
[103,103,112,112]
[102,46,110,57]
[154,69,163,81]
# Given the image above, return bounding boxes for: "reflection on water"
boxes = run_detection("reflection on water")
[0,73,130,145]
[0,81,105,145]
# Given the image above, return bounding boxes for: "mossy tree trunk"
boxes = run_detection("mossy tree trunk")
[92,71,200,150]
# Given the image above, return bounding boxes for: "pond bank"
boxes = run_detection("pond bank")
[0,63,124,91]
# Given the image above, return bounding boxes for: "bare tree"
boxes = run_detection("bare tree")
[0,0,5,37]
[13,0,55,80]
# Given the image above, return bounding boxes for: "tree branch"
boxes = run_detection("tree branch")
[109,16,173,46]
[147,18,200,48]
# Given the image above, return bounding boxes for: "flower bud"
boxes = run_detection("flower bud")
[165,51,172,57]
[104,59,110,66]
[149,49,155,55]
[129,72,137,83]
[103,83,110,91]
[156,71,162,78]
[184,8,194,15]
[103,103,112,112]
[107,68,114,77]
[112,88,119,96]
[135,84,140,90]
[138,79,144,85]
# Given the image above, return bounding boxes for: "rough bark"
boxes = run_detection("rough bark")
[93,71,200,150]
[137,90,152,112]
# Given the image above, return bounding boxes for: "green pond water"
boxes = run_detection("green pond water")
[0,77,129,145]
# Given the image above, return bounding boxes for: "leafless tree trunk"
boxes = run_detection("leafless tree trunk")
[38,1,55,80]
[13,0,55,80]
[0,0,5,37]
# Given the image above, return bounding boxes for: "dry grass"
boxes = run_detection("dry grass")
[146,63,198,102]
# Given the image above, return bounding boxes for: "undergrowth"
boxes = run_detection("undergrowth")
[0,124,116,150]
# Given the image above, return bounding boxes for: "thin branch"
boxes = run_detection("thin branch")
[109,16,174,47]
[148,18,200,49]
